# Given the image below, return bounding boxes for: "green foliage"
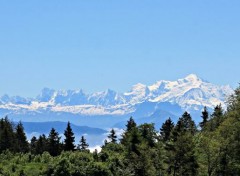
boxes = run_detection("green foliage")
[165,112,198,176]
[160,117,174,142]
[200,106,209,129]
[15,122,29,153]
[77,136,89,151]
[139,123,157,148]
[0,117,16,152]
[47,128,61,156]
[64,121,75,151]
[107,128,118,144]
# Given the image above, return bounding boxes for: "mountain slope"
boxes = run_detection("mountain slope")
[0,74,233,128]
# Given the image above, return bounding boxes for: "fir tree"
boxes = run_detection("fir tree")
[166,113,198,175]
[126,117,137,131]
[30,136,37,155]
[211,104,224,130]
[0,117,15,152]
[139,123,157,147]
[47,128,61,156]
[121,117,137,145]
[63,122,75,151]
[160,118,174,142]
[36,134,48,155]
[15,122,29,153]
[175,111,197,136]
[128,127,142,155]
[78,136,89,151]
[200,106,209,129]
[168,133,198,175]
[108,129,117,143]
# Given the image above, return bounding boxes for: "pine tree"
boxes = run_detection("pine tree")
[160,118,174,142]
[108,129,117,143]
[78,136,89,151]
[15,122,29,153]
[176,111,197,135]
[166,113,198,175]
[211,104,224,130]
[0,117,15,152]
[121,117,137,145]
[126,117,137,131]
[93,149,99,161]
[36,134,48,155]
[30,136,37,155]
[63,122,75,151]
[138,123,157,147]
[200,106,209,129]
[168,133,198,175]
[47,128,61,156]
[128,127,142,155]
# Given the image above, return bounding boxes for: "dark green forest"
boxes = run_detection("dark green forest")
[0,86,240,176]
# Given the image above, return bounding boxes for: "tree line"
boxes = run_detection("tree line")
[0,120,89,156]
[0,85,240,175]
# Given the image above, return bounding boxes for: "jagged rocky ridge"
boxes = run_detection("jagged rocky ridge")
[0,74,233,117]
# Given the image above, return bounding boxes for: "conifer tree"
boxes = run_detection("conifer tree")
[47,128,61,156]
[78,136,89,151]
[0,117,15,152]
[63,122,75,151]
[200,106,209,129]
[15,122,29,153]
[126,117,137,131]
[108,129,117,143]
[166,112,198,175]
[177,111,197,135]
[211,104,224,130]
[168,133,198,175]
[30,136,37,155]
[121,117,137,145]
[128,127,142,155]
[36,134,48,155]
[139,123,157,147]
[160,118,174,142]
[93,149,99,161]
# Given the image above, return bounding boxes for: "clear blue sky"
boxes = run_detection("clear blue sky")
[0,1,239,97]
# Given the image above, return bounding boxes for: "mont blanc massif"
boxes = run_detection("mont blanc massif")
[0,74,233,146]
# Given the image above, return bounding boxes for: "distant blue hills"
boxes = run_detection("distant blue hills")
[20,121,107,135]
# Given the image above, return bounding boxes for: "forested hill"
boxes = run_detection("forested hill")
[0,86,239,176]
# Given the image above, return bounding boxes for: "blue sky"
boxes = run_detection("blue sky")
[0,1,239,97]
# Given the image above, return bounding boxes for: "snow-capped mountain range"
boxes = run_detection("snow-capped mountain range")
[0,74,233,117]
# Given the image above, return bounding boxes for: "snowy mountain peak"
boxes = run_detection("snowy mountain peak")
[0,74,234,117]
[184,74,201,81]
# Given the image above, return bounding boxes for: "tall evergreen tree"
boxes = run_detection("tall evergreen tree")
[128,127,142,155]
[176,111,197,135]
[166,113,198,175]
[211,104,224,130]
[126,117,137,131]
[121,117,137,145]
[15,122,29,153]
[36,134,48,155]
[30,136,37,155]
[78,136,89,151]
[0,117,15,152]
[139,123,157,147]
[63,122,75,151]
[47,128,61,156]
[167,133,198,176]
[108,129,117,143]
[200,106,209,129]
[160,118,174,142]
